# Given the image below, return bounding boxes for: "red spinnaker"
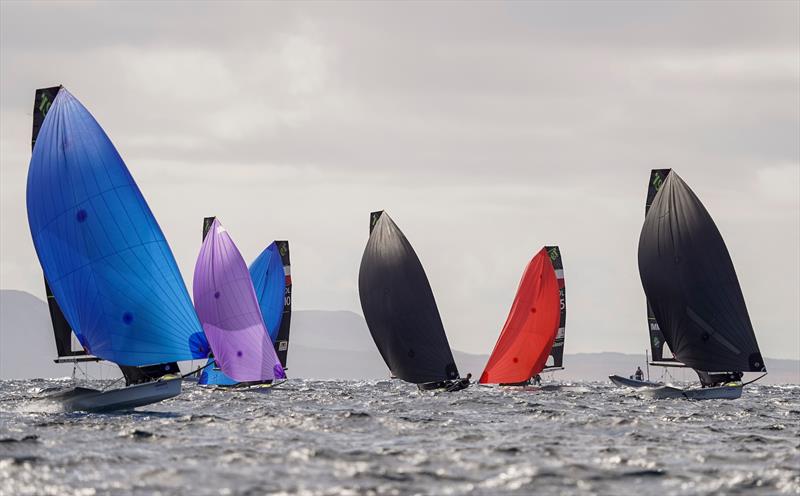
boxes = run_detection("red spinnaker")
[479,248,561,384]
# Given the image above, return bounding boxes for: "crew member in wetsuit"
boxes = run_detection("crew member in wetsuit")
[532,374,542,386]
[634,366,644,381]
[448,373,472,391]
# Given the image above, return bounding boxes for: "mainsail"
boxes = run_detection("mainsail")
[193,218,285,383]
[250,241,292,368]
[638,171,766,376]
[479,247,561,384]
[644,169,678,364]
[27,87,209,367]
[543,246,566,370]
[31,87,92,362]
[358,211,460,384]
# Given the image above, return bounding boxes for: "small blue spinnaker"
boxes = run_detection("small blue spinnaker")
[249,242,286,343]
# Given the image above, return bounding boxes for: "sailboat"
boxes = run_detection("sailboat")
[193,218,285,388]
[614,169,767,399]
[26,86,209,412]
[479,246,566,386]
[196,217,291,386]
[358,211,469,392]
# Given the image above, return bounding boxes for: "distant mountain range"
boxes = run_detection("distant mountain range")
[1,290,797,383]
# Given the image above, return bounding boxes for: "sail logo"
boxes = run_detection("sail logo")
[547,247,560,261]
[277,340,288,351]
[38,94,53,117]
[651,173,664,191]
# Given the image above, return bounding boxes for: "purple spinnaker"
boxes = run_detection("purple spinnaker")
[193,219,285,382]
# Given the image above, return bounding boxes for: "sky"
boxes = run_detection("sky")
[1,1,798,360]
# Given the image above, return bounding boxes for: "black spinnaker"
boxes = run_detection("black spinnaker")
[32,86,179,386]
[359,211,461,386]
[638,170,766,385]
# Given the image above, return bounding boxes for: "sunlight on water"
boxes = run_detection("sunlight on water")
[1,379,798,495]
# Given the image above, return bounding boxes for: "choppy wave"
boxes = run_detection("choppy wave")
[1,379,798,495]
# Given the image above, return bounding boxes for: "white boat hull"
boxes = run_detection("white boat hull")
[45,378,182,412]
[609,375,663,388]
[638,384,743,400]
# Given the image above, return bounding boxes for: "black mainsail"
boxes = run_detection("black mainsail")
[359,211,461,385]
[32,87,93,363]
[273,240,292,367]
[643,169,678,365]
[638,170,766,383]
[543,246,566,371]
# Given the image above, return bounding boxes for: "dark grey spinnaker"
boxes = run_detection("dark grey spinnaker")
[358,211,463,388]
[638,170,766,383]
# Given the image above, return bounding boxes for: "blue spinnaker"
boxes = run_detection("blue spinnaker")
[198,358,238,386]
[249,242,286,343]
[26,88,209,366]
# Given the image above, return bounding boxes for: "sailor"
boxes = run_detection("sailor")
[446,373,472,392]
[634,366,644,381]
[532,374,542,386]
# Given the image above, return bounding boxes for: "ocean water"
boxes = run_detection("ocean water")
[0,379,798,496]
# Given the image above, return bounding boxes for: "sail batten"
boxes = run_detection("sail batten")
[638,171,765,374]
[358,211,459,384]
[27,87,209,366]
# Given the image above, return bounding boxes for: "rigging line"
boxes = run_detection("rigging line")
[742,372,768,387]
[101,375,124,392]
[180,359,215,379]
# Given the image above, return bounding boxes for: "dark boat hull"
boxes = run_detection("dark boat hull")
[639,384,743,400]
[45,377,182,412]
[417,379,470,392]
[609,375,663,389]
